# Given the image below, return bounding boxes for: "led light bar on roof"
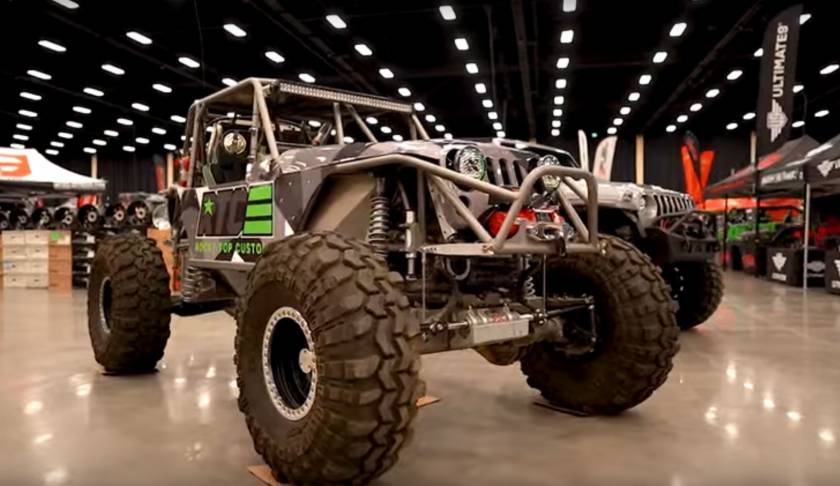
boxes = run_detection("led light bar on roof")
[51,0,78,9]
[454,38,469,51]
[325,14,347,29]
[20,92,42,101]
[265,51,285,64]
[102,64,125,75]
[39,40,66,52]
[179,56,200,69]
[354,43,372,56]
[223,23,247,37]
[126,31,153,45]
[439,5,456,20]
[670,22,687,37]
[83,87,104,97]
[560,30,574,44]
[271,81,415,113]
[27,69,51,80]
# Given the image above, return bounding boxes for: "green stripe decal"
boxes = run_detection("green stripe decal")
[244,220,273,235]
[246,203,272,218]
[248,184,272,202]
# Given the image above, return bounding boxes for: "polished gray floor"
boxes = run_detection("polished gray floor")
[1,271,840,485]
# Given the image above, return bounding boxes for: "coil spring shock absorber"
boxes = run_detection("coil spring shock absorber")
[523,275,536,298]
[366,178,390,256]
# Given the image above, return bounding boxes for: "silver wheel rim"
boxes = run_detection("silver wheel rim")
[99,277,112,333]
[262,306,317,421]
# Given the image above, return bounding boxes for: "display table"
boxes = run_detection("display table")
[766,247,825,287]
[825,250,840,294]
[731,240,766,276]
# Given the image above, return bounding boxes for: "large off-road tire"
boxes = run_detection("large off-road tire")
[521,236,679,415]
[87,233,171,373]
[665,261,724,330]
[235,232,423,486]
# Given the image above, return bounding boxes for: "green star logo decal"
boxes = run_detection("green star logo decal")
[203,198,215,216]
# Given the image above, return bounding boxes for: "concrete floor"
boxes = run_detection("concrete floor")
[1,272,840,485]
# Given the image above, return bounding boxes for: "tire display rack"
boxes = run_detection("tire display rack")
[72,225,150,288]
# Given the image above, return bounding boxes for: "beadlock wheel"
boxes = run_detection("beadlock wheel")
[262,306,317,421]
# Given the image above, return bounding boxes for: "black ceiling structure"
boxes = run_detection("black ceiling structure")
[2,0,840,163]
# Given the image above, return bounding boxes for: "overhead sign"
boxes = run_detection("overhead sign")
[0,153,32,177]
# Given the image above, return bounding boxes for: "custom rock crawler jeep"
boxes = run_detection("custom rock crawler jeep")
[87,79,679,485]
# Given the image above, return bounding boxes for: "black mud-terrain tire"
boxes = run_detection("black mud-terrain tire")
[667,261,724,330]
[235,232,423,486]
[520,236,679,415]
[87,234,171,373]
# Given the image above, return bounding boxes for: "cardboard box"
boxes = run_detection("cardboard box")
[2,246,27,260]
[49,230,72,246]
[26,274,48,288]
[1,231,26,246]
[24,230,50,246]
[49,245,73,261]
[3,260,27,275]
[26,246,49,260]
[3,274,27,288]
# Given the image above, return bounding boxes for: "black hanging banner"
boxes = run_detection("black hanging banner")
[755,4,803,159]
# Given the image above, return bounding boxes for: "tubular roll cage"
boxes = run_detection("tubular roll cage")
[182,78,601,256]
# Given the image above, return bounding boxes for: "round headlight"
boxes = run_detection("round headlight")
[223,131,247,155]
[453,147,487,180]
[537,155,561,190]
[641,195,658,220]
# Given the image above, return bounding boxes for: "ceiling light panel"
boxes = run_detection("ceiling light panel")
[83,87,104,97]
[325,14,347,29]
[38,40,66,52]
[102,64,125,75]
[439,5,456,20]
[178,56,200,69]
[560,30,574,44]
[653,51,668,63]
[223,23,247,38]
[126,31,153,45]
[354,43,372,56]
[152,83,172,94]
[265,50,285,64]
[27,69,51,80]
[454,38,469,51]
[670,22,687,37]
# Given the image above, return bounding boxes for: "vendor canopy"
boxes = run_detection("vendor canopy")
[0,148,106,196]
[705,136,819,198]
[805,135,840,193]
[759,135,838,195]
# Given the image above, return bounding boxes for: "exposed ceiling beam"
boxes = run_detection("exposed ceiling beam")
[511,0,536,140]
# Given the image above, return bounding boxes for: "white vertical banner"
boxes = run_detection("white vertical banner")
[592,136,618,181]
[577,130,590,172]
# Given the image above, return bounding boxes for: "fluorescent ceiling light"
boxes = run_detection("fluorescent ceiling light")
[800,13,811,24]
[666,125,677,133]
[117,118,133,126]
[136,137,150,144]
[815,109,829,118]
[27,69,51,80]
[465,62,479,74]
[366,116,378,125]
[379,68,394,79]
[820,64,839,75]
[307,120,321,128]
[562,0,577,13]
[222,78,236,87]
[555,78,567,89]
[726,122,738,130]
[343,136,355,143]
[677,114,688,123]
[131,102,150,112]
[72,106,91,114]
[223,23,247,38]
[298,73,316,83]
[754,48,764,57]
[639,74,652,85]
[102,64,125,75]
[164,144,177,151]
[104,130,119,137]
[354,43,372,56]
[792,120,805,128]
[487,111,498,120]
[413,102,426,112]
[57,131,73,139]
[393,134,404,142]
[123,146,136,153]
[439,5,456,20]
[398,87,412,97]
[19,109,38,118]
[16,123,33,131]
[653,51,668,63]
[178,56,200,69]
[554,96,565,105]
[265,51,285,64]
[560,30,574,44]
[727,69,743,80]
[706,88,720,98]
[743,112,756,120]
[151,127,166,135]
[475,83,487,94]
[444,133,453,140]
[454,38,469,51]
[152,83,172,93]
[126,31,153,45]
[11,143,26,149]
[482,99,493,108]
[435,124,445,133]
[20,92,42,101]
[628,92,640,102]
[50,141,64,148]
[424,114,436,123]
[493,122,503,130]
[496,131,506,138]
[38,40,66,52]
[12,134,28,141]
[556,57,570,69]
[690,103,703,112]
[551,120,561,128]
[380,126,392,134]
[83,147,96,154]
[92,139,107,146]
[51,0,79,9]
[171,115,186,123]
[670,22,687,37]
[620,106,631,115]
[83,87,104,97]
[552,109,563,117]
[793,84,804,93]
[325,14,347,29]
[613,118,624,126]
[45,149,59,155]
[607,127,618,135]
[551,129,560,137]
